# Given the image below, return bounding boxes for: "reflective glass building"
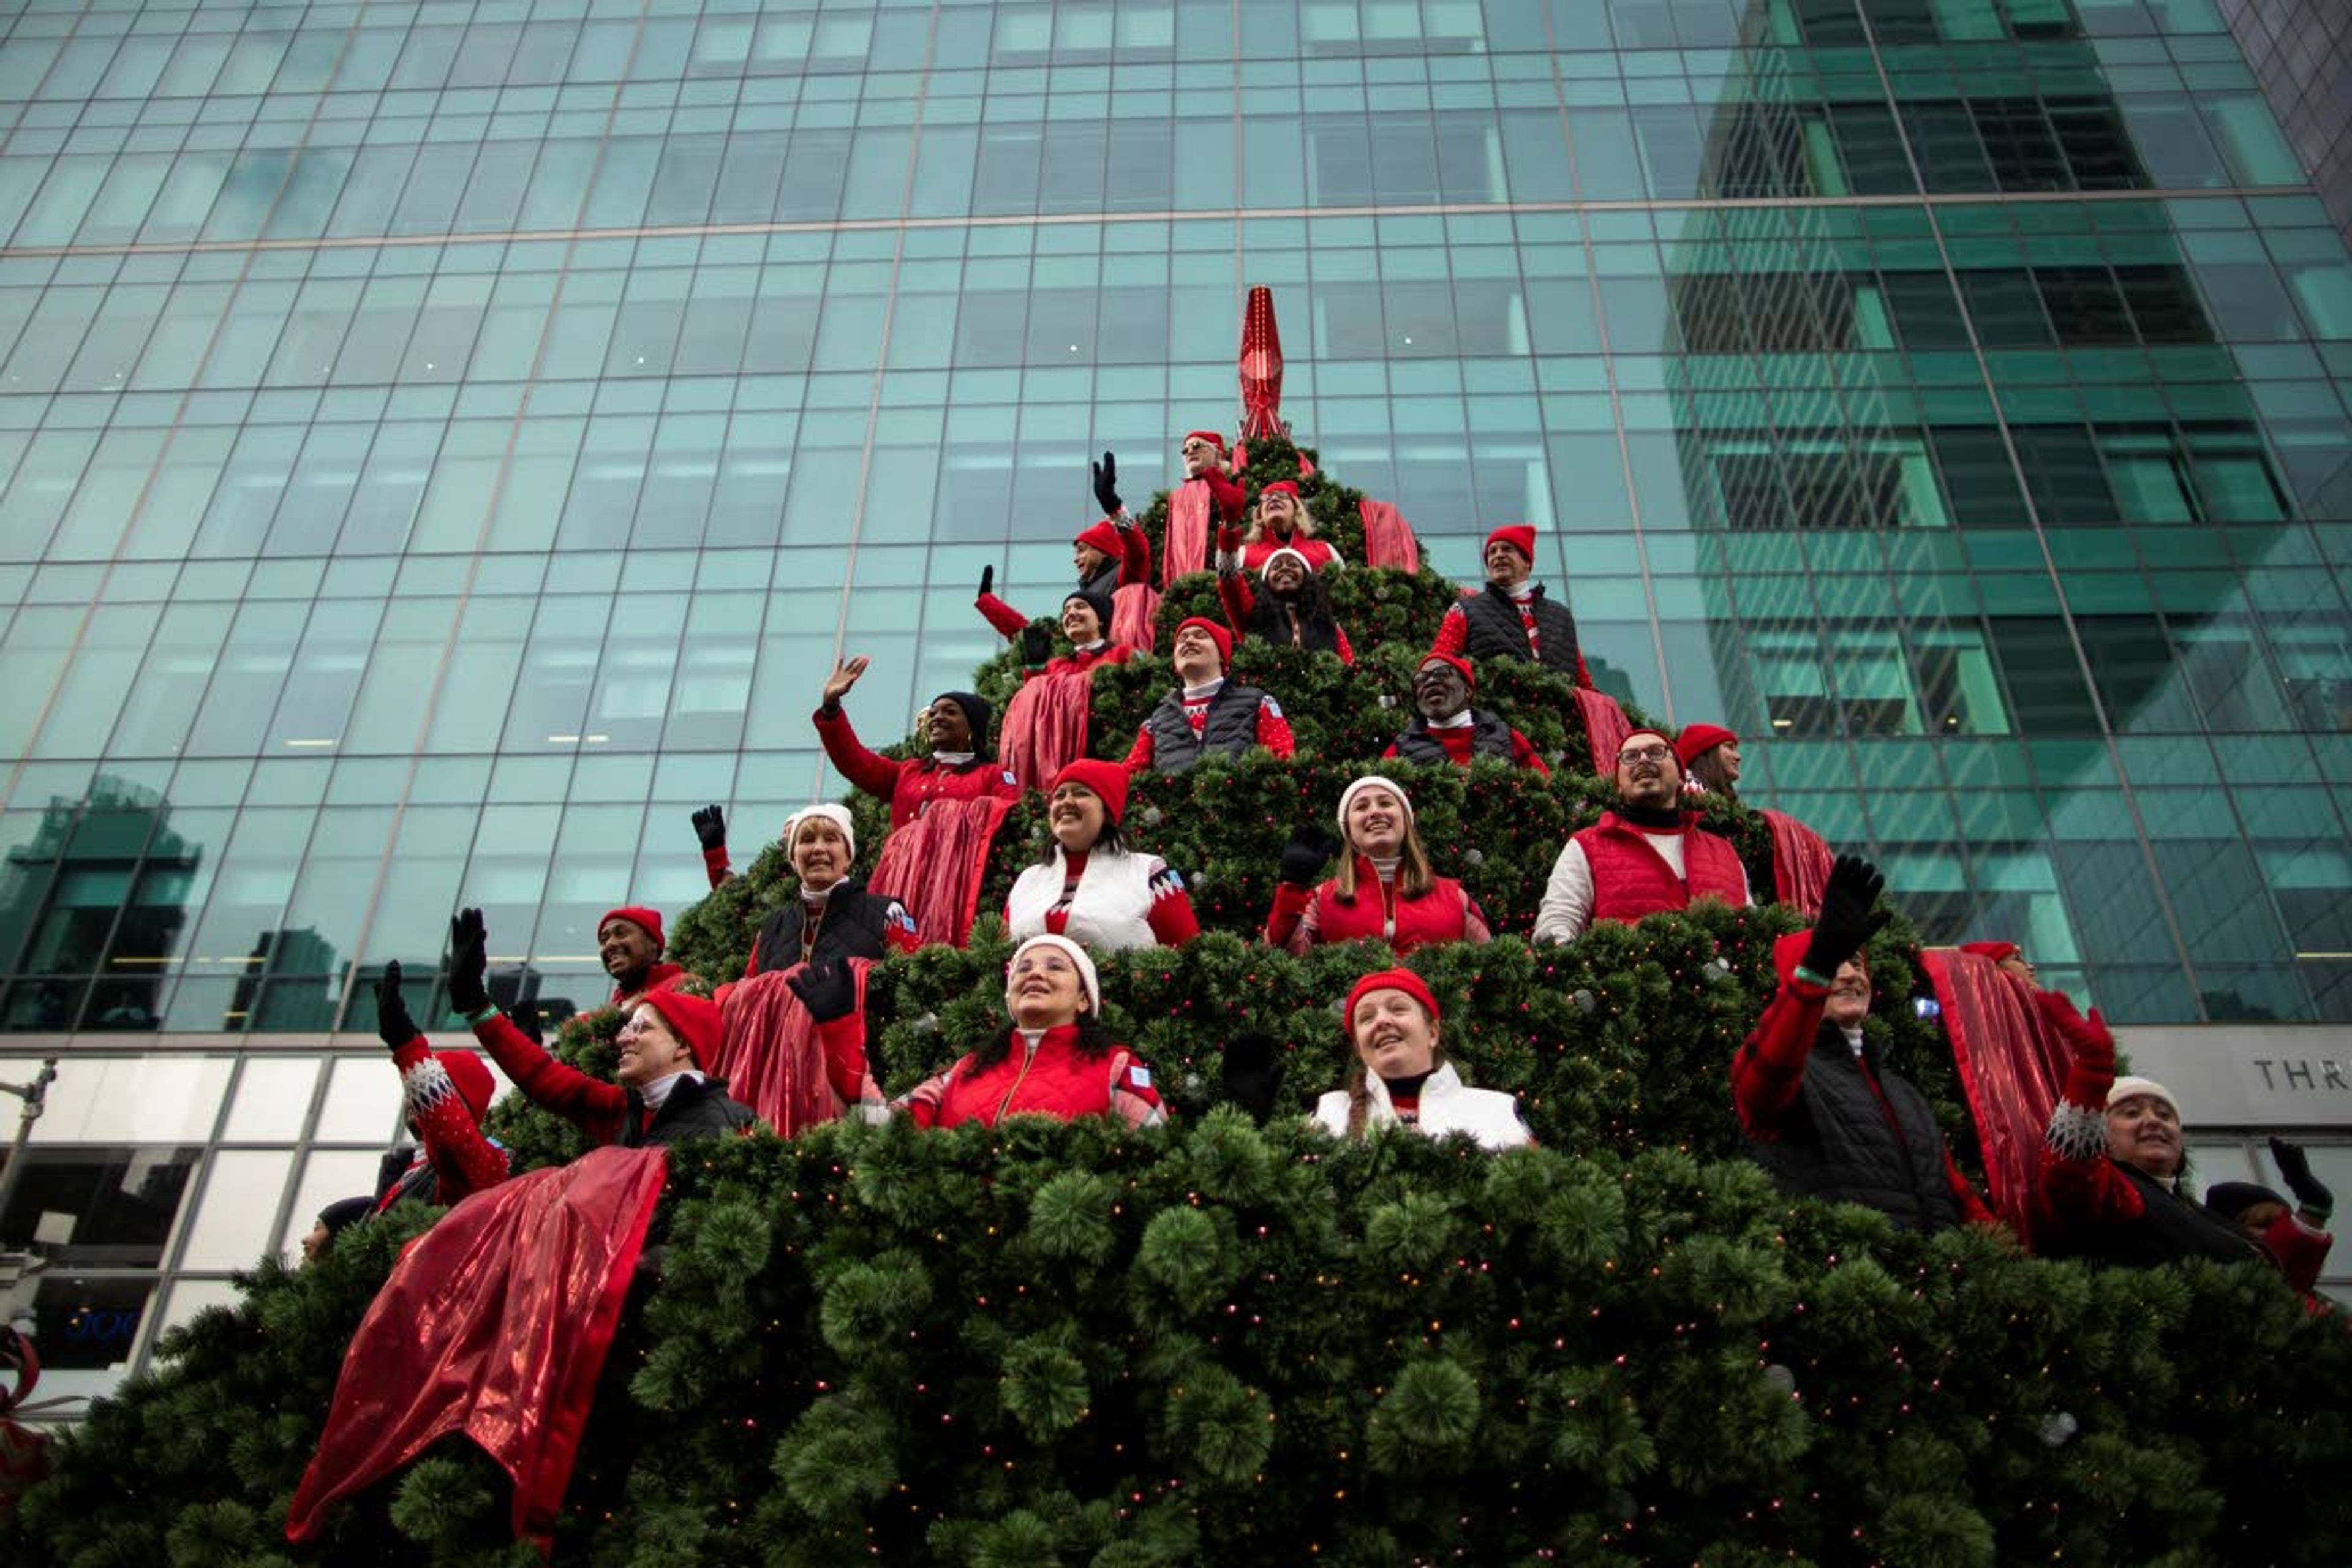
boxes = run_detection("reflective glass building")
[2,0,2350,1390]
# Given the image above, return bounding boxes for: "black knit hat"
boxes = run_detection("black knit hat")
[1061,587,1114,633]
[935,690,993,753]
[2203,1180,2285,1220]
[318,1195,376,1237]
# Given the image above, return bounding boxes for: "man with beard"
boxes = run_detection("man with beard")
[1533,727,1748,943]
[1381,653,1550,774]
[594,905,686,1010]
[1428,524,1591,687]
[1732,855,1995,1233]
[812,656,1020,832]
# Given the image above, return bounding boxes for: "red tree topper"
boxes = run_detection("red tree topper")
[1238,285,1284,440]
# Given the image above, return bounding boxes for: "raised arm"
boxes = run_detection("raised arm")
[448,909,625,1142]
[692,803,732,888]
[812,657,907,804]
[376,961,510,1200]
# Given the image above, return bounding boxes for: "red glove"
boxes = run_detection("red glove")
[1202,467,1247,522]
[2037,990,2114,1102]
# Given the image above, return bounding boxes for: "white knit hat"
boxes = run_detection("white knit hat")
[1007,933,1100,1017]
[2105,1075,2179,1120]
[783,802,856,861]
[1336,775,1414,835]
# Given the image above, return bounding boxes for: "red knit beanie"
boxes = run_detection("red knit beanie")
[1961,941,2021,965]
[1483,524,1537,562]
[1173,616,1233,666]
[1073,518,1125,557]
[638,989,723,1069]
[1673,723,1737,768]
[1258,480,1300,504]
[1613,728,1675,767]
[1416,651,1475,690]
[600,905,665,952]
[434,1049,496,1122]
[1050,758,1131,826]
[1343,968,1440,1042]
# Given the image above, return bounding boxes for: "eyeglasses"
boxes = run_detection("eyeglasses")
[1616,744,1673,766]
[1180,440,1215,454]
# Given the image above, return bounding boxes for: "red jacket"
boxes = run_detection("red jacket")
[813,704,1021,832]
[817,1018,1164,1129]
[1576,812,1748,926]
[1265,859,1490,956]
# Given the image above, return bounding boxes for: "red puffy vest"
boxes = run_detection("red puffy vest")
[1574,812,1747,926]
[921,1025,1147,1128]
[1312,861,1476,954]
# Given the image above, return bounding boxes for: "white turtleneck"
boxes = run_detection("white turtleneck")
[637,1068,707,1109]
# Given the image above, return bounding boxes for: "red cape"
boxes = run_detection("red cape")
[870,794,1017,948]
[1000,665,1095,793]
[1357,498,1420,573]
[1111,582,1159,655]
[1920,951,2070,1238]
[286,1146,669,1549]
[712,962,875,1136]
[1161,483,1211,587]
[1571,686,1634,777]
[1763,809,1833,916]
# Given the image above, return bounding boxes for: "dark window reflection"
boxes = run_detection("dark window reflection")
[0,1145,200,1267]
[31,1275,154,1371]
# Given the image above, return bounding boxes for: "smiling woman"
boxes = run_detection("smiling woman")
[1314,967,1530,1150]
[793,933,1167,1131]
[1003,760,1198,951]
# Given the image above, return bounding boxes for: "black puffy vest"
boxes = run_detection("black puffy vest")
[622,1075,758,1147]
[1746,1024,1962,1234]
[750,876,899,976]
[1460,582,1583,677]
[1391,710,1517,766]
[1144,682,1268,774]
[1246,594,1343,656]
[2041,1159,2260,1270]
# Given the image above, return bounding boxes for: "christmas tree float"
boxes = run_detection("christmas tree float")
[14,327,2350,1568]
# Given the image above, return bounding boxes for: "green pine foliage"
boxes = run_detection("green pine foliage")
[11,437,2350,1567]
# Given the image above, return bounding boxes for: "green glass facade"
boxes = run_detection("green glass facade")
[1,0,2349,1384]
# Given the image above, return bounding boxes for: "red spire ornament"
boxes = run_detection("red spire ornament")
[1237,285,1285,441]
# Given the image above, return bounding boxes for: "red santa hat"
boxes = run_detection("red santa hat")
[1050,758,1131,827]
[1073,518,1125,557]
[1257,480,1300,504]
[1960,941,2021,965]
[636,989,723,1068]
[1173,616,1232,666]
[434,1049,496,1122]
[1343,968,1441,1041]
[1483,524,1537,562]
[600,905,665,952]
[1673,723,1738,767]
[1182,429,1226,451]
[1416,652,1475,691]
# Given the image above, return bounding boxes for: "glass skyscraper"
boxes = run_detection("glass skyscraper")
[1,0,2348,1392]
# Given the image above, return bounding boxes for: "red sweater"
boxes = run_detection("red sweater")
[383,1036,510,1208]
[813,705,1020,832]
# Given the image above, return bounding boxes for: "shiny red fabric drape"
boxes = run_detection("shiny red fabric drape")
[712,963,872,1136]
[1358,499,1420,573]
[999,666,1094,793]
[1571,686,1634,777]
[285,1146,669,1550]
[870,794,1017,948]
[1763,809,1833,917]
[1111,583,1159,654]
[1921,949,2070,1238]
[1161,483,1211,587]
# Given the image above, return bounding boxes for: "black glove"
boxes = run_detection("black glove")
[979,564,995,598]
[2271,1136,2334,1221]
[1801,854,1888,982]
[374,960,418,1049]
[1221,1031,1284,1125]
[1020,625,1054,667]
[1278,827,1337,889]
[447,908,491,1016]
[787,960,859,1023]
[692,803,727,853]
[1091,451,1121,515]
